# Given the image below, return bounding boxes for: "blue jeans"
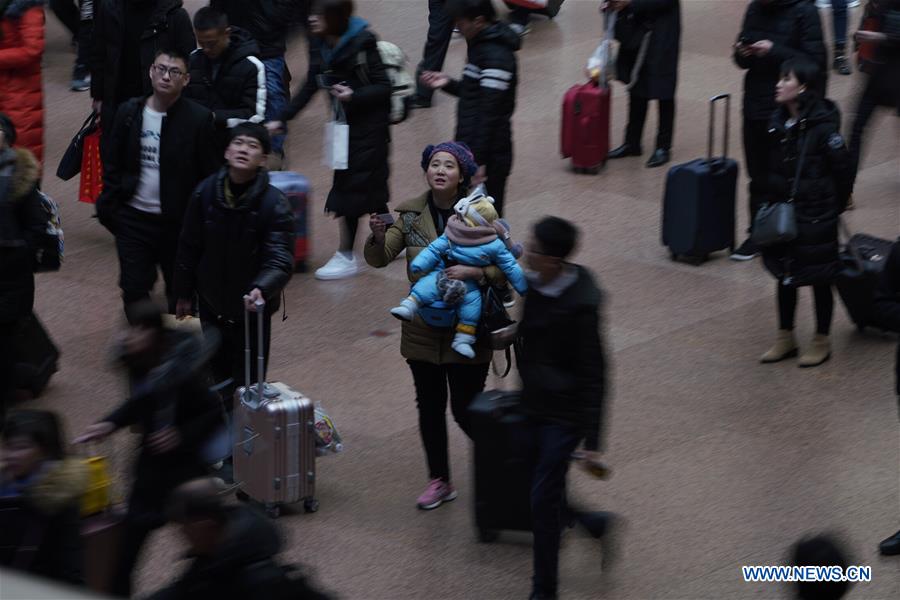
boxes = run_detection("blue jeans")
[263,56,288,155]
[511,419,583,597]
[831,0,848,45]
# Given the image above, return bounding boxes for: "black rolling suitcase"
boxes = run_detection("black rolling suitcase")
[469,390,532,542]
[661,94,737,264]
[836,232,893,331]
[13,313,60,398]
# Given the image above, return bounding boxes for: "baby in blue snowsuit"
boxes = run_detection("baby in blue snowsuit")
[390,190,527,358]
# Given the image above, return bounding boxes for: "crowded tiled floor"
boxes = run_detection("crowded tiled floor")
[27,1,900,598]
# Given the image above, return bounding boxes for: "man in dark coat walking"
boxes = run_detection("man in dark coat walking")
[873,238,900,556]
[515,217,610,600]
[174,123,294,407]
[185,7,267,135]
[607,0,681,169]
[730,0,826,261]
[421,0,520,216]
[96,49,219,321]
[74,300,225,597]
[90,0,196,150]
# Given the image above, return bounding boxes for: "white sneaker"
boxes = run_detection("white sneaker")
[315,252,359,280]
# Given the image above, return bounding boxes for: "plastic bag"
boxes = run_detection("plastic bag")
[586,12,617,84]
[314,402,344,455]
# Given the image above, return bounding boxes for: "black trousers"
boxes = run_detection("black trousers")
[510,419,583,597]
[114,205,179,320]
[110,491,167,597]
[624,95,675,151]
[742,118,771,228]
[778,283,834,336]
[415,0,455,101]
[485,166,509,217]
[407,360,489,482]
[199,299,272,411]
[848,76,889,189]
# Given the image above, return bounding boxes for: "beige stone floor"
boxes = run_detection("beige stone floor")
[25,1,900,598]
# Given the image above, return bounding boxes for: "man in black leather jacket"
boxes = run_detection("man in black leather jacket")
[174,123,294,407]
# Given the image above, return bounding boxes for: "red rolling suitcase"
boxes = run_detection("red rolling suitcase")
[269,171,311,273]
[561,81,611,173]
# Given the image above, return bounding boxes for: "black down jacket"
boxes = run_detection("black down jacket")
[614,0,681,100]
[185,27,267,128]
[760,98,854,287]
[443,22,519,174]
[281,17,391,219]
[0,147,43,325]
[734,0,827,120]
[209,0,305,60]
[90,0,195,106]
[174,168,294,320]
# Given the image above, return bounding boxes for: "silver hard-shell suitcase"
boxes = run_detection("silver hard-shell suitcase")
[233,301,318,518]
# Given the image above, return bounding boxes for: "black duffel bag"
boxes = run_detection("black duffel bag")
[836,232,893,331]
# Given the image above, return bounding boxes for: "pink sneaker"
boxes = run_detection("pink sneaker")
[416,478,458,510]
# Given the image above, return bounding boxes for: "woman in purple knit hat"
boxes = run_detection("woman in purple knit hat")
[364,141,509,510]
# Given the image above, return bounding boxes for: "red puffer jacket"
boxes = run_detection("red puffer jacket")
[0,0,45,164]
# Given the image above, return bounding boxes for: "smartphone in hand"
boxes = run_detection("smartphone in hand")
[377,212,395,226]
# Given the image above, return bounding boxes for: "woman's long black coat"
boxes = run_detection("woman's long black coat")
[282,25,391,219]
[760,98,854,287]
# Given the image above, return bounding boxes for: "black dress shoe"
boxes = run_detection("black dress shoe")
[646,148,670,168]
[879,530,900,556]
[608,143,642,159]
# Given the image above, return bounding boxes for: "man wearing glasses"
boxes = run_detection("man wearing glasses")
[96,49,218,322]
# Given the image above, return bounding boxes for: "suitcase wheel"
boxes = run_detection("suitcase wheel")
[478,528,499,543]
[304,498,319,513]
[265,503,281,519]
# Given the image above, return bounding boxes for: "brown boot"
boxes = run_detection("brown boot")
[760,329,798,363]
[798,334,831,368]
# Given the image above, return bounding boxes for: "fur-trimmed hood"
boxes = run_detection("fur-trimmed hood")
[2,0,46,19]
[23,459,90,516]
[0,146,40,203]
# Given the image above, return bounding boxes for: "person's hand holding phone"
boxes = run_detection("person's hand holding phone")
[749,39,773,57]
[369,213,389,244]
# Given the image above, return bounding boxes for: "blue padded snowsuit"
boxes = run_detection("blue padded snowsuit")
[409,234,528,330]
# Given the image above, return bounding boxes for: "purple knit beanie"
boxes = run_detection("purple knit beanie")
[421,141,478,180]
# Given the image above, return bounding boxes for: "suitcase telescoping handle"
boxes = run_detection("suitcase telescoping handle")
[707,93,731,162]
[243,296,266,403]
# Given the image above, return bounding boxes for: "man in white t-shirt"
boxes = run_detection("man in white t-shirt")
[96,49,218,322]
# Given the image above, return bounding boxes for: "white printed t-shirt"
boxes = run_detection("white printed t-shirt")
[130,106,165,214]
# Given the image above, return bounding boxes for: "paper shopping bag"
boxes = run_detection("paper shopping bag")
[78,128,103,203]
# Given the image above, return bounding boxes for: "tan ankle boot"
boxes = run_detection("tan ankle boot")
[798,334,831,368]
[760,329,798,363]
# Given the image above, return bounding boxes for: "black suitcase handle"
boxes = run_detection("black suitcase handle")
[707,94,731,162]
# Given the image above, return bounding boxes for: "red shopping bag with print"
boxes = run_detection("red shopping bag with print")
[78,128,103,204]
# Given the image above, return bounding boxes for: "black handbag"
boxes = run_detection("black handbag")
[751,129,809,248]
[56,112,98,181]
[479,287,517,377]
